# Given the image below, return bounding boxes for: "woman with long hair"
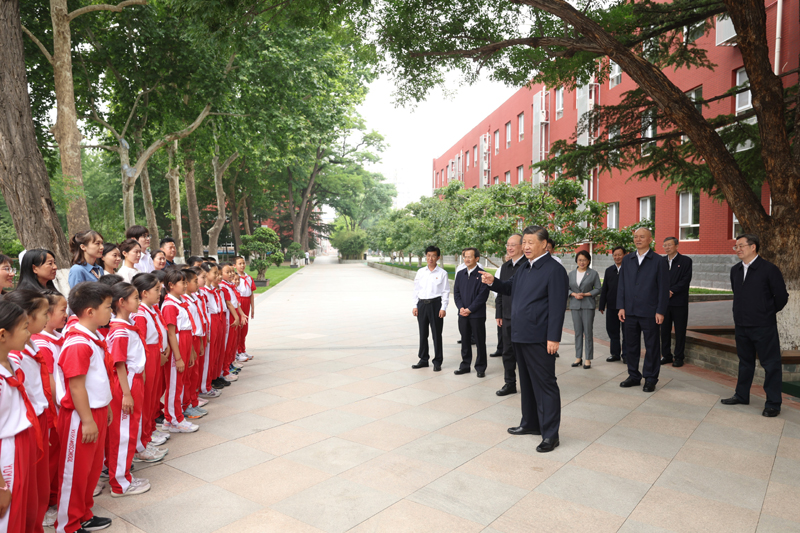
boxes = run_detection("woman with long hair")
[17,249,58,292]
[99,243,122,276]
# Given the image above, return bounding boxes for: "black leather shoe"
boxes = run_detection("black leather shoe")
[477,371,486,378]
[763,408,781,417]
[660,357,673,365]
[621,356,627,363]
[489,351,501,357]
[642,382,656,393]
[508,426,541,436]
[411,362,429,369]
[555,352,560,358]
[672,359,684,368]
[433,365,441,372]
[457,340,462,344]
[536,438,560,453]
[81,516,113,531]
[571,359,583,367]
[620,377,641,388]
[720,396,749,405]
[606,355,621,362]
[453,368,470,375]
[496,384,517,396]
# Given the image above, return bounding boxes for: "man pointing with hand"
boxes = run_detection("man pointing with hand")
[481,225,568,453]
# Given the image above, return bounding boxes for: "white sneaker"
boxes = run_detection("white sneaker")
[133,447,164,463]
[199,389,221,399]
[43,506,57,527]
[167,420,199,433]
[94,480,104,497]
[146,442,168,456]
[197,398,209,408]
[152,429,170,440]
[111,479,151,498]
[243,352,253,361]
[223,373,238,382]
[150,434,168,446]
[131,476,150,487]
[236,353,248,362]
[232,360,245,368]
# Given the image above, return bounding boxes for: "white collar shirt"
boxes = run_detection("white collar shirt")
[0,364,32,439]
[8,343,48,416]
[134,250,155,273]
[637,249,648,265]
[413,265,450,310]
[743,255,759,281]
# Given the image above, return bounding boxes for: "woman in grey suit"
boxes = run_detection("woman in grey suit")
[569,250,602,368]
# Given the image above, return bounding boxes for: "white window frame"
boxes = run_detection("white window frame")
[641,109,656,154]
[555,88,564,120]
[732,211,742,239]
[517,165,524,183]
[684,21,704,43]
[492,176,498,185]
[505,122,511,148]
[518,112,524,141]
[473,145,478,164]
[607,202,619,229]
[679,192,700,240]
[736,67,751,115]
[465,150,470,170]
[494,130,500,155]
[609,61,622,88]
[505,171,511,184]
[716,15,737,46]
[639,196,655,223]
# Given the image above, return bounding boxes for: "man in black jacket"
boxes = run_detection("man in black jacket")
[618,228,670,393]
[721,234,788,417]
[599,246,626,363]
[660,237,693,367]
[454,248,490,377]
[494,234,525,396]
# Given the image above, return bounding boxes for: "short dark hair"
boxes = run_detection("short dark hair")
[523,225,549,242]
[462,247,480,259]
[575,250,591,265]
[98,242,119,271]
[663,236,679,246]
[111,282,137,314]
[0,300,27,332]
[735,233,760,252]
[161,270,186,306]
[118,238,141,257]
[97,274,123,287]
[232,256,245,263]
[151,269,167,282]
[125,225,149,241]
[424,246,441,258]
[612,246,626,255]
[188,256,204,266]
[160,237,175,248]
[201,262,218,272]
[69,282,113,317]
[132,273,159,295]
[181,268,198,282]
[546,237,556,249]
[4,289,49,314]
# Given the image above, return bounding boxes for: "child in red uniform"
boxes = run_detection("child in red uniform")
[54,282,114,533]
[200,263,227,393]
[5,290,53,533]
[0,300,42,533]
[219,264,247,382]
[160,271,199,433]
[234,257,256,362]
[181,269,207,419]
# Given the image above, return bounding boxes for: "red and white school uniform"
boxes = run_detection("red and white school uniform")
[182,294,205,410]
[236,272,256,354]
[105,319,146,495]
[32,330,64,507]
[132,304,167,451]
[0,363,41,533]
[160,295,195,424]
[54,325,112,533]
[219,281,239,376]
[201,285,225,390]
[9,342,53,533]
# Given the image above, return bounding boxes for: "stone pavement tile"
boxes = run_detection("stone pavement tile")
[203,390,285,413]
[757,513,800,533]
[213,456,330,506]
[291,409,375,436]
[394,433,489,469]
[410,376,477,394]
[769,456,800,488]
[616,520,674,533]
[335,378,400,396]
[214,508,325,533]
[199,412,282,440]
[782,421,800,439]
[120,484,261,533]
[272,477,398,533]
[408,471,528,526]
[628,486,759,533]
[634,397,712,421]
[338,420,427,451]
[283,437,384,475]
[498,434,591,463]
[369,361,411,372]
[86,506,144,532]
[534,463,650,517]
[155,431,229,461]
[674,439,774,480]
[348,499,484,533]
[236,373,290,389]
[235,424,329,456]
[655,460,768,511]
[376,387,444,406]
[451,384,508,404]
[690,421,781,455]
[165,441,273,482]
[471,403,522,427]
[253,399,329,422]
[338,397,411,419]
[307,360,357,374]
[777,436,800,460]
[561,401,631,425]
[340,452,450,498]
[559,415,614,442]
[301,372,361,389]
[571,442,669,484]
[578,389,648,410]
[95,464,205,516]
[596,425,686,459]
[301,389,368,408]
[383,405,465,432]
[435,417,511,446]
[651,386,719,407]
[457,447,562,490]
[264,381,328,399]
[490,492,625,533]
[272,366,325,381]
[374,370,434,386]
[703,407,785,436]
[616,412,700,439]
[338,365,393,379]
[423,394,495,416]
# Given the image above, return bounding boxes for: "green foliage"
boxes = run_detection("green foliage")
[330,229,367,259]
[286,241,305,260]
[240,227,284,280]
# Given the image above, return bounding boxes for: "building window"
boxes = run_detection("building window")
[517,165,524,183]
[735,67,751,115]
[609,61,622,88]
[505,171,511,184]
[465,151,470,170]
[679,192,700,240]
[494,130,500,154]
[505,122,511,148]
[518,113,524,141]
[608,125,620,164]
[473,145,478,164]
[716,14,737,46]
[607,202,619,229]
[732,211,742,239]
[493,176,498,185]
[685,21,704,43]
[639,196,655,223]
[641,109,656,153]
[555,88,564,120]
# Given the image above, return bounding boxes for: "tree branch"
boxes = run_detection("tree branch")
[67,0,147,22]
[121,82,160,139]
[410,37,603,61]
[20,25,53,66]
[82,144,119,153]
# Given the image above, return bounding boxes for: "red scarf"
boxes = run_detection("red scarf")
[165,295,197,333]
[110,320,148,353]
[66,328,114,379]
[25,345,58,426]
[140,305,165,349]
[187,295,207,332]
[1,368,44,458]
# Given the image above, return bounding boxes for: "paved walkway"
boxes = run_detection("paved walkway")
[88,257,800,533]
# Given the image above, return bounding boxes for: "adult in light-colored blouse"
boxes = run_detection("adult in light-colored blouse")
[117,238,142,283]
[569,250,601,368]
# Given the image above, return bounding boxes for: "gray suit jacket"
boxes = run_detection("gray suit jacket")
[568,268,601,309]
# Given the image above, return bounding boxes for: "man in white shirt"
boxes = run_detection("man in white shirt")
[412,246,449,371]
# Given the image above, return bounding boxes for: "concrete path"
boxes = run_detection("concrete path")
[88,257,800,533]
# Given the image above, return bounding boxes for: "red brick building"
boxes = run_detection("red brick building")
[431,2,797,287]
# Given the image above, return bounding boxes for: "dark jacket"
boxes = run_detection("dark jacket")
[490,254,569,343]
[495,257,524,320]
[454,265,490,319]
[730,256,788,327]
[617,249,670,317]
[599,264,622,312]
[665,252,693,307]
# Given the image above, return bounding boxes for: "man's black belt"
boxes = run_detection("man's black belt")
[418,297,442,304]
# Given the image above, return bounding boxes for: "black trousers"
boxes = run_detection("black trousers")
[458,315,487,372]
[496,325,503,353]
[661,305,689,361]
[417,298,443,366]
[514,342,560,440]
[501,320,516,384]
[624,314,661,384]
[734,324,782,410]
[605,307,625,358]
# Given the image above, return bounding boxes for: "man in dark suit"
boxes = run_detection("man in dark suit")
[660,237,693,367]
[721,234,788,417]
[454,248,490,377]
[599,246,626,363]
[494,235,525,396]
[482,225,568,453]
[618,228,670,393]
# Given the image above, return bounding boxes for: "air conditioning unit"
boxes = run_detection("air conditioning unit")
[540,109,548,123]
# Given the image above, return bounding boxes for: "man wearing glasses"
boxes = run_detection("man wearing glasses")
[721,234,788,417]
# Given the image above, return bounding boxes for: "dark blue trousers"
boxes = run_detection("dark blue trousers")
[514,342,560,440]
[624,314,661,384]
[734,324,782,410]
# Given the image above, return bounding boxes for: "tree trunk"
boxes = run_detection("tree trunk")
[165,141,185,260]
[183,156,203,256]
[118,142,138,228]
[243,194,252,235]
[134,130,159,244]
[228,182,244,254]
[206,124,239,261]
[50,0,91,235]
[0,0,70,272]
[300,199,315,251]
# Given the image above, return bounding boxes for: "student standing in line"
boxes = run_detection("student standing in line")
[234,257,255,362]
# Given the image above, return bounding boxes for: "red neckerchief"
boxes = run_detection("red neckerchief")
[66,327,114,379]
[165,294,197,333]
[110,319,147,353]
[23,344,58,425]
[186,294,207,332]
[195,292,210,328]
[1,367,44,458]
[139,304,164,348]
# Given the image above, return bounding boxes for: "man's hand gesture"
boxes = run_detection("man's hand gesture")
[480,272,494,285]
